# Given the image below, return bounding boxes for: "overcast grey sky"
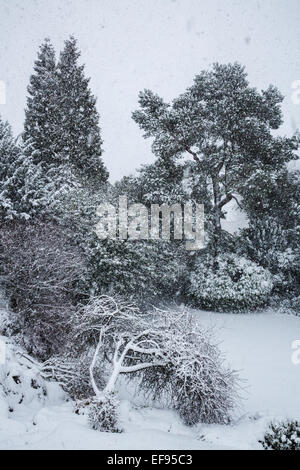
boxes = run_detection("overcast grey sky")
[0,0,299,181]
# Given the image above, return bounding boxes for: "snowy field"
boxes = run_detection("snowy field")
[0,309,299,450]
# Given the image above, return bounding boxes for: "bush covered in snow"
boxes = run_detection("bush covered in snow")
[88,393,122,433]
[86,237,187,306]
[138,309,239,425]
[0,337,64,419]
[259,420,300,450]
[0,221,86,359]
[188,253,273,312]
[72,296,239,426]
[270,295,300,317]
[240,214,300,297]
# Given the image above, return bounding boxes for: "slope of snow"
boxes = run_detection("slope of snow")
[0,309,299,450]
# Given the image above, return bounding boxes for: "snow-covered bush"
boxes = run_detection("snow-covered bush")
[88,394,122,433]
[271,295,300,316]
[240,215,300,297]
[0,221,86,359]
[73,296,239,426]
[54,182,188,306]
[188,253,273,312]
[259,420,300,450]
[138,308,239,425]
[86,237,187,306]
[0,336,64,418]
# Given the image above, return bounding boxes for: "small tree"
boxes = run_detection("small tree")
[0,117,25,220]
[72,296,239,425]
[0,118,20,185]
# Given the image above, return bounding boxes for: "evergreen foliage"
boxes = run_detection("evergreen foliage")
[260,420,300,450]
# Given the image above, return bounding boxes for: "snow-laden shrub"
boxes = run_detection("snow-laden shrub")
[139,310,239,425]
[74,296,240,426]
[271,295,300,316]
[259,420,300,450]
[0,221,86,359]
[0,336,64,418]
[86,237,187,306]
[240,216,300,297]
[54,180,188,307]
[88,394,122,433]
[188,253,273,312]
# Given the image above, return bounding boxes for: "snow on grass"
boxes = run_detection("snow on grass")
[0,400,224,450]
[192,309,300,419]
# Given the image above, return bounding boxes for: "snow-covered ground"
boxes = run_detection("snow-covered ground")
[0,309,299,450]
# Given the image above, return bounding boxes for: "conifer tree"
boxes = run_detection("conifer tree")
[0,118,19,184]
[0,117,22,219]
[56,36,108,188]
[0,114,79,221]
[24,37,108,190]
[132,63,298,249]
[0,115,47,220]
[23,38,58,167]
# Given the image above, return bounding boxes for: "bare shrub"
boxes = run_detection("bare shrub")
[42,354,106,401]
[0,221,86,359]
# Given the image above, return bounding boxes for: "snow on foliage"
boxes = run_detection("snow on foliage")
[24,37,108,189]
[259,420,300,450]
[88,393,122,433]
[0,336,64,420]
[132,63,298,250]
[188,253,273,312]
[0,43,299,447]
[70,296,239,426]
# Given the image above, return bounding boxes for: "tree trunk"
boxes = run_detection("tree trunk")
[211,176,222,257]
[103,365,120,394]
[89,330,104,400]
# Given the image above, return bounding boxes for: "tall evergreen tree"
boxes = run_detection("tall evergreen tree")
[56,36,108,187]
[24,37,108,190]
[132,63,298,251]
[23,38,58,167]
